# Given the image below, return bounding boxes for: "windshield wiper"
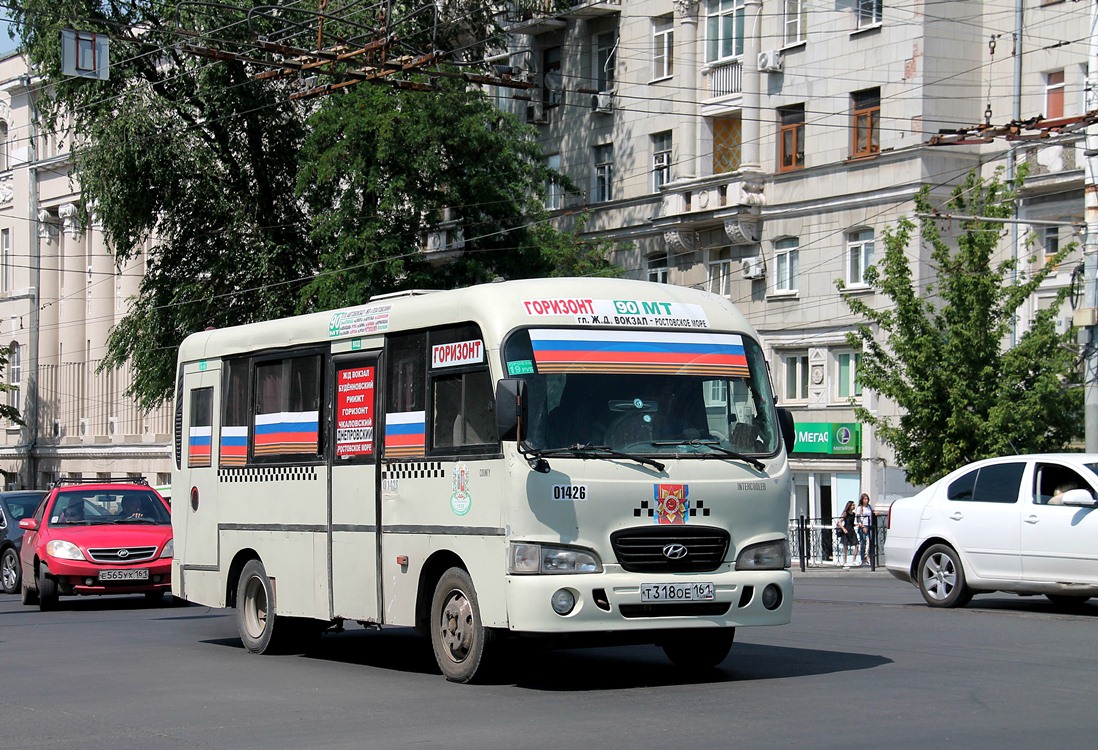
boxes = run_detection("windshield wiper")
[520,443,665,473]
[652,439,766,472]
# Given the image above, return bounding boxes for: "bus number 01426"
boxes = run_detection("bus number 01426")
[552,484,588,501]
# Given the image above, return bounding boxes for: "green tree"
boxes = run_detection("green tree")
[12,2,616,409]
[842,171,1082,485]
[12,1,313,411]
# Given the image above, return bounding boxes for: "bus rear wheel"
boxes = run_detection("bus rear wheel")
[236,559,295,654]
[430,568,493,683]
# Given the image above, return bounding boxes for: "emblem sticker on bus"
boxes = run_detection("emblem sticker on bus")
[552,484,588,501]
[451,462,472,516]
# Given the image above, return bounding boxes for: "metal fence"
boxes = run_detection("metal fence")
[788,515,889,570]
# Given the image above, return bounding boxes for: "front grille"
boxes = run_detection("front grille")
[87,546,158,564]
[619,602,732,618]
[610,526,730,573]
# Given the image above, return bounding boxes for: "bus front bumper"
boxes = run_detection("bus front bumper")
[503,566,793,634]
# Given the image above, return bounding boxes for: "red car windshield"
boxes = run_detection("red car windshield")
[50,490,170,527]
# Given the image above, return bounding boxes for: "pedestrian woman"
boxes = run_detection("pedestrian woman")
[856,493,874,567]
[835,500,857,568]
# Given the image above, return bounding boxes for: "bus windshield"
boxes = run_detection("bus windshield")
[503,328,780,456]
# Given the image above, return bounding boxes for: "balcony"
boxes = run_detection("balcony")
[650,173,765,251]
[504,0,619,33]
[702,58,743,101]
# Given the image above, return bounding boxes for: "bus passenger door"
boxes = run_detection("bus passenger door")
[329,354,381,622]
[175,364,221,583]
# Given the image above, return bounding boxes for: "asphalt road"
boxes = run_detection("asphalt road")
[1,569,1093,750]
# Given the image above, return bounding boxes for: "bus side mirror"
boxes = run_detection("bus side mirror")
[495,378,528,443]
[776,407,795,455]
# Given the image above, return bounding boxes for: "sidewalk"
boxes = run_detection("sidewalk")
[791,561,891,577]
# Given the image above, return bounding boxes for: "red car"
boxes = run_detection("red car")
[18,478,173,610]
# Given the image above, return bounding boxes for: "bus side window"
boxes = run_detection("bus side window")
[188,387,213,468]
[432,370,497,449]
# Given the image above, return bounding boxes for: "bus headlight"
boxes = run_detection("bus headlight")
[509,543,603,574]
[735,539,791,571]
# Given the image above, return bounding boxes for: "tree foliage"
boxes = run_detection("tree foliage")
[843,170,1082,485]
[11,1,616,410]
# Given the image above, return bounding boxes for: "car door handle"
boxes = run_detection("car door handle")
[1024,515,1039,525]
[949,512,963,521]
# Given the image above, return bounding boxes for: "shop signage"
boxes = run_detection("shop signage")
[792,422,860,456]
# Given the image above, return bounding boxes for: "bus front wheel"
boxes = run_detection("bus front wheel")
[430,568,493,683]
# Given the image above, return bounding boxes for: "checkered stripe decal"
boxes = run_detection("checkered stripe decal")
[218,466,318,482]
[382,462,445,479]
[634,499,710,517]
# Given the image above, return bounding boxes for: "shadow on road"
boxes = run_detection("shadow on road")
[199,625,892,690]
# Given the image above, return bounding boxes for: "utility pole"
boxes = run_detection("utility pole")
[1081,0,1098,452]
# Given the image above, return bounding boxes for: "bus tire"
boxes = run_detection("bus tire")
[430,567,492,683]
[661,629,735,670]
[236,559,291,654]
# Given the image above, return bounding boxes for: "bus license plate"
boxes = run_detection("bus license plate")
[640,582,715,602]
[99,569,149,582]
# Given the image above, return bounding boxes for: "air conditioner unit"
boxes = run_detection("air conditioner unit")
[108,416,119,435]
[742,255,766,280]
[79,418,88,437]
[592,91,613,114]
[758,50,783,73]
[526,103,548,124]
[52,419,61,438]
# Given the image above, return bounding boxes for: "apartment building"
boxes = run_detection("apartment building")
[0,52,172,490]
[501,0,1089,520]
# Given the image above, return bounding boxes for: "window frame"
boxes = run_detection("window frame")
[1045,70,1065,119]
[835,350,862,401]
[648,254,668,284]
[545,153,562,211]
[708,247,733,297]
[851,88,881,158]
[783,352,810,401]
[705,0,746,63]
[774,237,799,293]
[846,228,875,286]
[652,131,673,192]
[1,227,10,293]
[652,15,674,80]
[543,46,563,108]
[594,31,616,93]
[778,104,805,172]
[594,143,613,203]
[7,341,20,418]
[784,0,807,45]
[1043,226,1060,262]
[856,0,882,29]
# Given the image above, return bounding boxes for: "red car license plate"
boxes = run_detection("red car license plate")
[98,569,150,582]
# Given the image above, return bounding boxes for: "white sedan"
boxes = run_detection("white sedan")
[884,454,1098,608]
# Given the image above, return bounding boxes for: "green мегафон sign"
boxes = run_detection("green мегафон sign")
[792,422,861,456]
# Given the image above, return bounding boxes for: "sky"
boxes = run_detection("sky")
[0,18,17,55]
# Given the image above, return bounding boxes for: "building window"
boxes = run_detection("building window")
[836,351,862,399]
[705,0,746,63]
[1,228,10,293]
[0,121,8,172]
[708,248,733,296]
[1043,226,1059,261]
[594,143,613,203]
[856,0,882,29]
[652,15,674,80]
[543,46,562,108]
[847,229,875,286]
[784,353,809,401]
[778,105,805,172]
[713,115,742,174]
[775,237,799,293]
[1046,70,1065,119]
[652,131,672,192]
[851,88,880,158]
[784,0,807,45]
[545,153,562,211]
[648,254,668,284]
[594,31,616,92]
[7,342,20,417]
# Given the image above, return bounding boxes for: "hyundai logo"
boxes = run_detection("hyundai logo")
[662,543,688,560]
[117,549,130,559]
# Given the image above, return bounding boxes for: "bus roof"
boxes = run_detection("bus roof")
[177,277,758,363]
